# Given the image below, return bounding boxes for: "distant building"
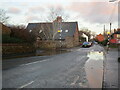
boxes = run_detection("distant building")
[110,29,120,44]
[96,34,105,42]
[27,17,79,48]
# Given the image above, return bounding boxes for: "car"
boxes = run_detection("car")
[93,41,98,44]
[82,42,92,47]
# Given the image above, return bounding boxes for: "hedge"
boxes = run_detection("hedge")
[2,34,25,43]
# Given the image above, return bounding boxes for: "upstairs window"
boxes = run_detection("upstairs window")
[65,30,68,32]
[39,30,42,33]
[29,30,32,32]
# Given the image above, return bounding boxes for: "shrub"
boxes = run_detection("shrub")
[101,39,108,46]
[9,26,35,43]
[97,39,108,46]
[2,34,25,43]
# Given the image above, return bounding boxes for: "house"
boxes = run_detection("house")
[27,17,79,48]
[96,34,105,42]
[110,29,120,44]
[27,23,53,40]
[0,23,11,35]
[112,29,120,38]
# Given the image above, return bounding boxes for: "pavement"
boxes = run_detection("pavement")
[103,48,119,89]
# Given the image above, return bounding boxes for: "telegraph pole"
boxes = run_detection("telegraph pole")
[109,0,120,61]
[110,23,112,34]
[104,25,106,36]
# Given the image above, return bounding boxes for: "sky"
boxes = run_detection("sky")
[0,0,119,34]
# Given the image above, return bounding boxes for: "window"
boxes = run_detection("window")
[65,30,68,32]
[29,30,32,32]
[39,30,42,33]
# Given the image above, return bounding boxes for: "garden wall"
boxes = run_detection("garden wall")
[35,39,76,49]
[2,43,36,55]
[36,41,57,49]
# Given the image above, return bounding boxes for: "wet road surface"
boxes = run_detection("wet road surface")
[85,51,104,88]
[3,45,105,88]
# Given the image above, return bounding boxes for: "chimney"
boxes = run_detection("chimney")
[114,29,116,33]
[52,16,62,36]
[54,16,62,23]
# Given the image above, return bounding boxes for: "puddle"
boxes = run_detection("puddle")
[85,51,104,88]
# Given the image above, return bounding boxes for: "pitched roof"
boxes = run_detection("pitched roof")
[27,23,53,34]
[54,22,78,39]
[27,22,78,40]
[27,23,53,39]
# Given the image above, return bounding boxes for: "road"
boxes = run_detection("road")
[3,45,105,88]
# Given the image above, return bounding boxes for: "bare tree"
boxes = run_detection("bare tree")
[0,9,9,24]
[47,7,69,22]
[39,23,53,40]
[9,25,36,43]
[79,27,93,40]
[51,7,68,40]
[34,7,69,41]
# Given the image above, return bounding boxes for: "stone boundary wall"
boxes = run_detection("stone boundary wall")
[36,38,80,49]
[65,37,74,48]
[2,43,36,55]
[36,41,57,49]
[65,36,79,48]
[35,40,67,49]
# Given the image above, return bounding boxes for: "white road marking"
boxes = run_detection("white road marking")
[70,75,79,85]
[18,81,34,89]
[20,59,49,66]
[79,83,87,88]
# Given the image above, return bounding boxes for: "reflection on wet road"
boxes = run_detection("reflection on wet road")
[85,51,104,88]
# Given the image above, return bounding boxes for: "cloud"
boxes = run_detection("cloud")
[7,7,21,14]
[91,0,108,1]
[66,0,108,2]
[28,6,45,13]
[67,2,118,24]
[25,15,41,22]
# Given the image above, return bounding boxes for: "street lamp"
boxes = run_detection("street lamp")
[109,0,118,34]
[109,0,120,61]
[109,0,117,2]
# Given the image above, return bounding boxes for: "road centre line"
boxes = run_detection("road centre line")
[70,75,79,85]
[17,81,34,89]
[20,59,49,66]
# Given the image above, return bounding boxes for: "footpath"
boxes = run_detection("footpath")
[103,48,119,89]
